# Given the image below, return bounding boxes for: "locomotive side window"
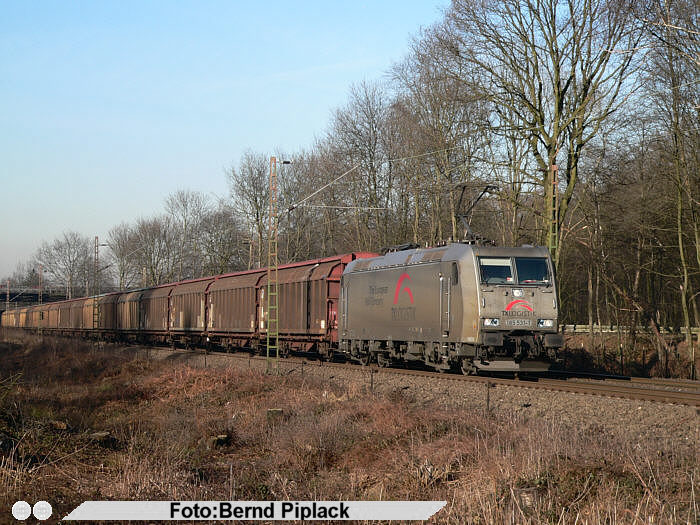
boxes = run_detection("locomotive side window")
[478,257,513,284]
[515,257,550,284]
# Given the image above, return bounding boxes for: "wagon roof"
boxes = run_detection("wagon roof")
[140,285,176,299]
[257,258,346,285]
[171,278,216,295]
[208,270,266,291]
[96,293,121,305]
[118,290,144,302]
[207,253,377,290]
[67,298,89,307]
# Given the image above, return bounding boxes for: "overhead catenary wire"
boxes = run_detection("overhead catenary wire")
[296,204,389,210]
[286,162,363,213]
[285,145,468,214]
[283,142,558,216]
[286,141,574,207]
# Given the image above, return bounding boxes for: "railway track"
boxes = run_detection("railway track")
[629,377,700,390]
[365,365,700,407]
[531,378,700,406]
[142,345,700,407]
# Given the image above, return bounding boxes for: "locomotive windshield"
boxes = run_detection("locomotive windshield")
[514,257,550,284]
[479,256,550,285]
[479,258,513,284]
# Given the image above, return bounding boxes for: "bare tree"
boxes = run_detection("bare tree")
[35,231,92,299]
[439,0,643,267]
[327,81,396,250]
[642,0,699,375]
[107,223,140,291]
[165,189,211,280]
[5,261,41,288]
[199,201,248,275]
[132,216,177,286]
[642,0,700,68]
[227,151,269,269]
[392,36,490,244]
[277,150,326,261]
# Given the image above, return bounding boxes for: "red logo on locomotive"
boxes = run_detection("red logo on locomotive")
[505,299,533,312]
[393,273,414,305]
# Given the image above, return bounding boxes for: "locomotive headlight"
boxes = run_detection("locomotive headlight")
[537,319,554,328]
[483,318,500,327]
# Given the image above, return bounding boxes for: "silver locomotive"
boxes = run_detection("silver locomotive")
[339,243,563,374]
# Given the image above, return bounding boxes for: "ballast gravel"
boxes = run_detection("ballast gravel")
[146,347,698,457]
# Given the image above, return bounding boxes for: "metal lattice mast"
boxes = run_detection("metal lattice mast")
[548,163,559,262]
[38,265,43,335]
[93,236,100,329]
[266,157,279,374]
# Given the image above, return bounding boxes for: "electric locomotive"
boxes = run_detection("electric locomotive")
[339,243,563,373]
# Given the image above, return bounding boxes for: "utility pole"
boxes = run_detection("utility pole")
[6,279,9,311]
[266,157,280,374]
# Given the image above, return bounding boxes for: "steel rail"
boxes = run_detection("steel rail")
[139,346,700,407]
[628,377,700,390]
[566,377,700,393]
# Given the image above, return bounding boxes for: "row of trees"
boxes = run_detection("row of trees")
[5,1,698,347]
[6,192,251,297]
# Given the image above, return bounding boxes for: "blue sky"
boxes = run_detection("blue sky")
[0,1,448,278]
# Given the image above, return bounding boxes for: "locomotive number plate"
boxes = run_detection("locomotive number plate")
[505,318,532,327]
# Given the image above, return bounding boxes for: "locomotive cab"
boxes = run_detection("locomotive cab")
[468,246,563,373]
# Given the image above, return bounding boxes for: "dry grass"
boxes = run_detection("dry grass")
[562,333,697,378]
[0,333,697,523]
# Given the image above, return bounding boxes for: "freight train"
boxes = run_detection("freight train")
[1,243,563,374]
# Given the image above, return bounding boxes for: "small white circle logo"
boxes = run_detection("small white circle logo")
[11,501,31,521]
[32,501,52,521]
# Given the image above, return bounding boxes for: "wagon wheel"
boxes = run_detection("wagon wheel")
[360,351,373,366]
[317,342,333,361]
[278,344,290,359]
[377,352,390,368]
[324,347,335,362]
[460,358,477,376]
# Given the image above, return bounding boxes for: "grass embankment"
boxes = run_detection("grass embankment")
[0,334,697,524]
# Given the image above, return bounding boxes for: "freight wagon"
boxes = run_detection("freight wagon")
[1,254,374,360]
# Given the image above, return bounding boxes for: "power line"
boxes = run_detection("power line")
[285,145,467,213]
[287,163,362,212]
[295,204,389,210]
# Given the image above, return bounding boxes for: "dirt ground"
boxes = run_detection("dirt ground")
[0,335,697,524]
